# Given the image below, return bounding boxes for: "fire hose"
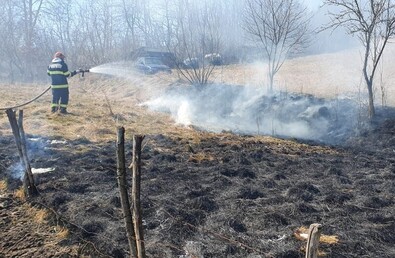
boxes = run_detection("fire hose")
[0,86,52,111]
[0,69,90,111]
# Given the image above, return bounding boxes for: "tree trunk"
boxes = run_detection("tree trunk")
[367,81,375,119]
[268,71,274,93]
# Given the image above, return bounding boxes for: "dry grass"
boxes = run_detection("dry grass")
[217,134,340,156]
[0,180,7,191]
[212,46,395,106]
[25,204,70,241]
[320,235,340,245]
[294,226,340,245]
[25,203,69,240]
[33,208,49,224]
[20,204,50,224]
[1,47,395,146]
[14,187,26,201]
[54,226,69,240]
[188,152,215,163]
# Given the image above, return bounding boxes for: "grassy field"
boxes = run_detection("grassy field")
[1,47,395,257]
[0,46,393,144]
[213,46,395,106]
[2,45,395,141]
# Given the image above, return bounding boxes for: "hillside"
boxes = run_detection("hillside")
[1,49,395,258]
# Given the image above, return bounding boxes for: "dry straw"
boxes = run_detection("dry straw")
[294,226,339,244]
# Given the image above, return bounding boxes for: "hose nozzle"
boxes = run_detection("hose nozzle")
[80,69,90,77]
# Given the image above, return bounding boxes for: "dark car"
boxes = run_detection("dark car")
[135,57,172,74]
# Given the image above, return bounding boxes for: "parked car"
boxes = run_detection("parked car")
[134,57,172,74]
[182,57,199,69]
[204,53,222,66]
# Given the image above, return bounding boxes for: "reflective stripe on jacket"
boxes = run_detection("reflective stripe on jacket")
[47,58,75,88]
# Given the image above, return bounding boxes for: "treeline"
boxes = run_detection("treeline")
[0,0,247,82]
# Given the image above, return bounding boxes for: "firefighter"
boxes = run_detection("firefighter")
[47,52,80,114]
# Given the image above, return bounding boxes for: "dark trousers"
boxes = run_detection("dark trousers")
[51,88,69,110]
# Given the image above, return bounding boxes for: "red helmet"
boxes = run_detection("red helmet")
[54,51,65,59]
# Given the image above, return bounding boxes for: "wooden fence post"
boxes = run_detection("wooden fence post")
[6,109,38,197]
[116,127,138,258]
[305,223,322,258]
[17,110,38,196]
[131,135,146,258]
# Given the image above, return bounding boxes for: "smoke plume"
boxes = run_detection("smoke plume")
[144,83,361,144]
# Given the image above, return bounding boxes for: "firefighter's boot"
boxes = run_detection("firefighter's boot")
[60,107,68,114]
[51,107,58,113]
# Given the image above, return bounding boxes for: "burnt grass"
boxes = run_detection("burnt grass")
[1,119,395,258]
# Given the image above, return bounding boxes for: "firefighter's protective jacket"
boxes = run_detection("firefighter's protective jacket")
[47,58,76,89]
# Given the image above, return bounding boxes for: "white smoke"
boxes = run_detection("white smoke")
[176,101,193,125]
[7,162,24,180]
[6,137,58,180]
[143,83,359,144]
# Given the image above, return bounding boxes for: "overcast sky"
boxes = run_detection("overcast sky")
[304,0,323,10]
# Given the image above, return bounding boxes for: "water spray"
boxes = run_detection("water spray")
[88,62,138,79]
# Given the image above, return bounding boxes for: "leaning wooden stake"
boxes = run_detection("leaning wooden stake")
[116,127,138,258]
[6,109,38,197]
[17,110,38,196]
[305,223,322,258]
[131,135,146,258]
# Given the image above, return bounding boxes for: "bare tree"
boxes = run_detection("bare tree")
[0,0,46,82]
[168,0,222,85]
[20,0,46,80]
[0,0,247,83]
[324,0,395,118]
[121,0,143,51]
[243,0,311,92]
[0,1,23,82]
[72,0,122,65]
[41,0,75,62]
[218,0,246,64]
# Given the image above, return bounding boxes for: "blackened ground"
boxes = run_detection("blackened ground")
[1,119,395,258]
